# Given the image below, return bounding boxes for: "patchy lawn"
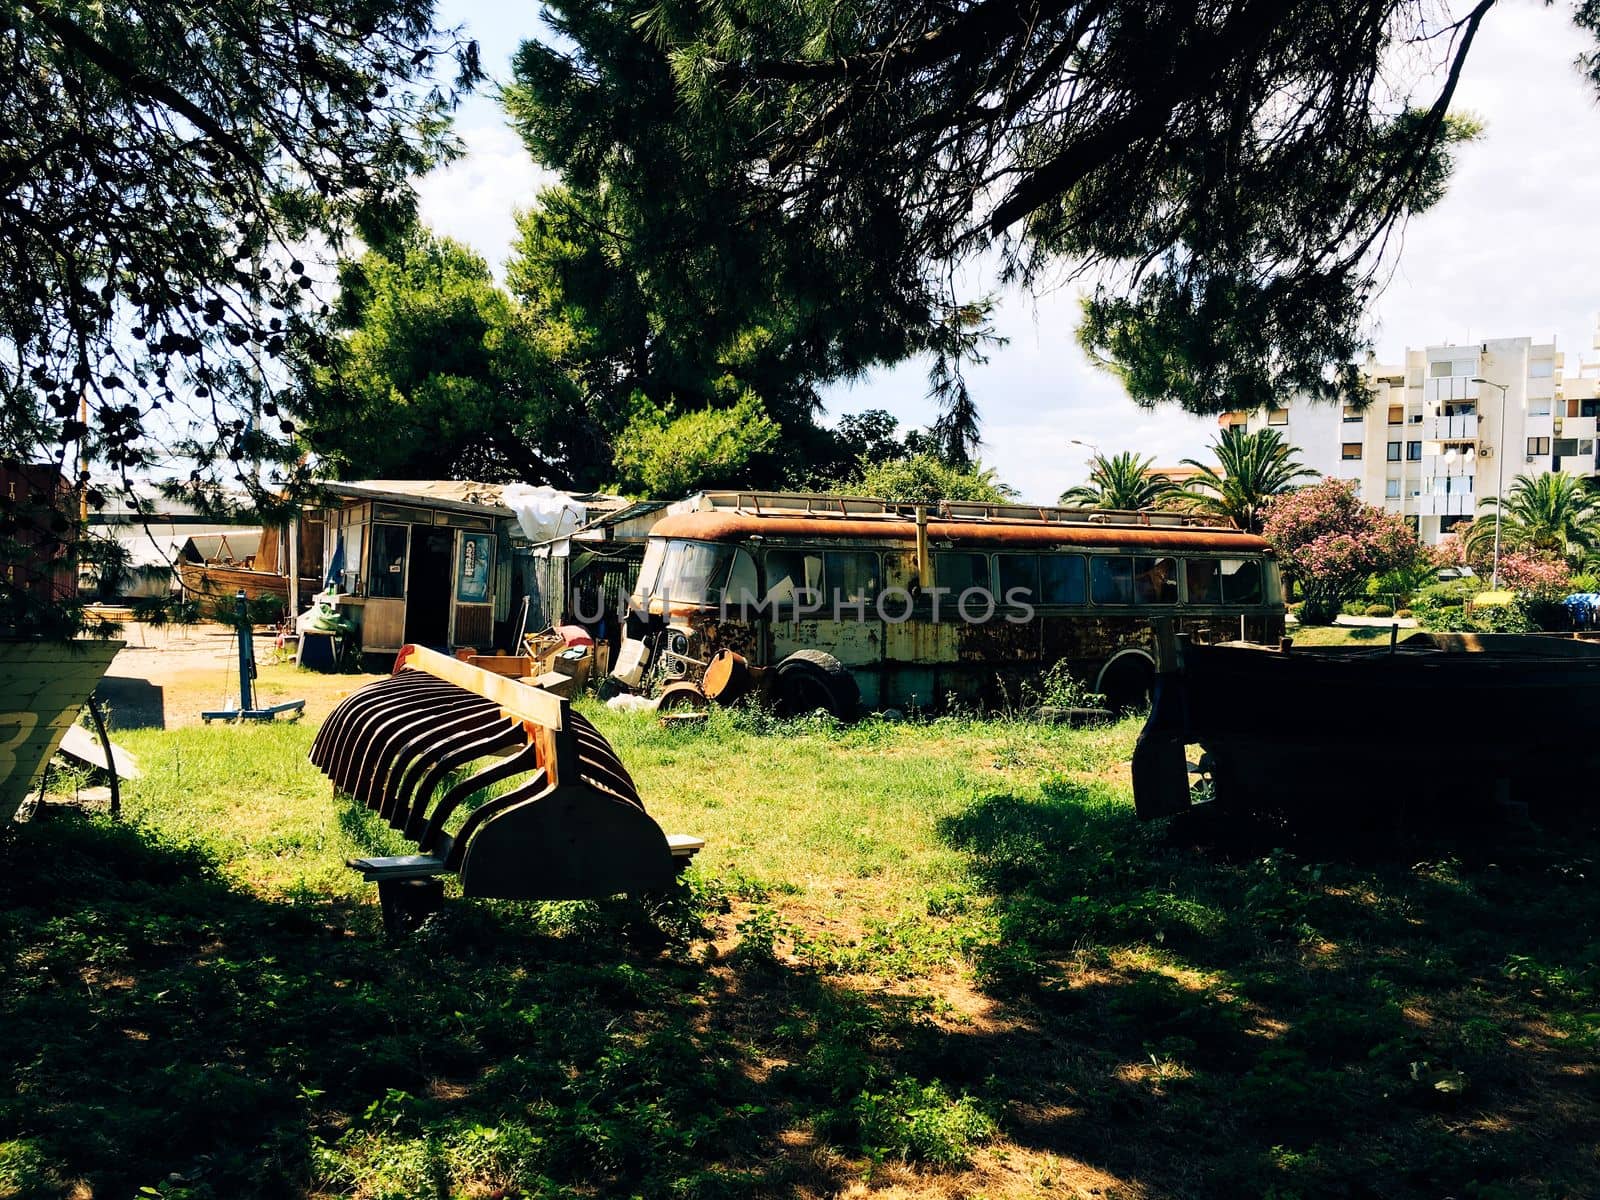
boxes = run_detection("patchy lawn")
[3,707,1596,1199]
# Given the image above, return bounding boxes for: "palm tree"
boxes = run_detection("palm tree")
[1466,472,1600,565]
[1181,426,1318,532]
[1059,451,1175,509]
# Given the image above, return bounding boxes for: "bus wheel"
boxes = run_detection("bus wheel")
[1097,651,1155,714]
[773,650,860,720]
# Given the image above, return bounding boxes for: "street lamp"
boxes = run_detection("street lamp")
[1472,377,1511,589]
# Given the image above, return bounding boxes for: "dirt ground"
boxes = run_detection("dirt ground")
[98,622,385,731]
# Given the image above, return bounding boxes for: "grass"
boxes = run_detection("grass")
[3,704,1598,1199]
[1284,624,1403,646]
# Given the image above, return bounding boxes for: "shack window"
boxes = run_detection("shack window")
[1220,558,1263,605]
[1184,559,1221,604]
[763,548,824,609]
[934,552,991,594]
[1090,556,1133,605]
[1134,556,1178,604]
[995,554,1038,602]
[1039,554,1087,604]
[367,524,407,599]
[340,523,363,595]
[825,551,879,604]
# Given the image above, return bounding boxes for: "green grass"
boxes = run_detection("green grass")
[1285,623,1401,646]
[3,707,1598,1199]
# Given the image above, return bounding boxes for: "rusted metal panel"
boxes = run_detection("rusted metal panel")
[649,510,1271,554]
[309,647,694,922]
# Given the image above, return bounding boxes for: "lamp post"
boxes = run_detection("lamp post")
[1472,377,1511,589]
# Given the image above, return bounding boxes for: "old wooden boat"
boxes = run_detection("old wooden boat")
[1,638,124,823]
[176,559,319,604]
[1131,627,1600,822]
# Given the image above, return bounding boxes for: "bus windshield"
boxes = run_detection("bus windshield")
[637,539,733,605]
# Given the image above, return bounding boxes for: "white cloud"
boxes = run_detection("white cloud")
[414,111,553,278]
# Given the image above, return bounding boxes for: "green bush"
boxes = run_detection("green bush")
[1568,572,1599,595]
[850,1079,997,1168]
[1367,604,1393,618]
[1396,607,1413,619]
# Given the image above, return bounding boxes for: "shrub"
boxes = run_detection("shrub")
[1263,480,1421,624]
[1396,607,1413,619]
[1367,604,1394,618]
[851,1079,997,1168]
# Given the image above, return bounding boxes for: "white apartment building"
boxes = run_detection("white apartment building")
[1223,331,1600,544]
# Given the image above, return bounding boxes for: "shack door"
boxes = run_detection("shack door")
[404,526,453,648]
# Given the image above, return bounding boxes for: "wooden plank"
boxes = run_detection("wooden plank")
[667,833,706,859]
[400,645,564,730]
[58,724,142,779]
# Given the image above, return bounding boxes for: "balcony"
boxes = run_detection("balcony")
[1422,454,1475,478]
[1412,494,1476,517]
[1424,377,1479,405]
[1422,413,1478,440]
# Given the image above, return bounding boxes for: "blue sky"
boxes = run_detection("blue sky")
[419,0,1600,503]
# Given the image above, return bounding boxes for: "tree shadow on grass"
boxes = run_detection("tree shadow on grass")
[937,780,1600,1198]
[0,816,796,1199]
[6,789,1598,1200]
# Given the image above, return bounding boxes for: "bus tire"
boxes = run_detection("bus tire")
[773,650,860,720]
[1096,650,1155,714]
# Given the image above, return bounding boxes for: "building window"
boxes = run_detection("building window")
[1341,443,1363,460]
[1553,438,1595,458]
[1386,479,1402,499]
[1386,442,1401,461]
[1267,407,1289,426]
[1342,405,1364,422]
[1429,360,1454,378]
[1582,399,1600,418]
[1406,441,1422,461]
[1387,405,1404,425]
[1528,437,1551,457]
[1529,398,1552,416]
[1530,359,1555,378]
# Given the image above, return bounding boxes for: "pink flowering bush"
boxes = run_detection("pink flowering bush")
[1494,551,1571,594]
[1262,480,1422,623]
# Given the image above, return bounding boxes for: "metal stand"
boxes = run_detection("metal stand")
[201,590,306,722]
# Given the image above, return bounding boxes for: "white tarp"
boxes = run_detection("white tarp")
[503,484,586,543]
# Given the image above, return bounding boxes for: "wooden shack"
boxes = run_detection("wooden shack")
[320,481,515,658]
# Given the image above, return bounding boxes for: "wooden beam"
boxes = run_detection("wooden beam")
[397,644,565,731]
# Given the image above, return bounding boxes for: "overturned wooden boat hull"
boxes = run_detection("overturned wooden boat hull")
[1,639,124,823]
[1132,629,1600,822]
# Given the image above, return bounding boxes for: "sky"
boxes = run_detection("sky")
[418,0,1600,504]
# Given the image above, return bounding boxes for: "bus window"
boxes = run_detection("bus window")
[825,551,880,604]
[634,538,667,600]
[1221,558,1263,605]
[724,547,758,606]
[935,552,991,594]
[995,554,1038,602]
[1040,554,1087,604]
[657,540,731,603]
[1185,559,1221,604]
[764,549,824,610]
[1090,556,1133,605]
[1134,556,1178,605]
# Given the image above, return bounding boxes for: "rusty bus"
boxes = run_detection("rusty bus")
[607,494,1285,715]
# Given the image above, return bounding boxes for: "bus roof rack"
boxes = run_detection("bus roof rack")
[675,490,1238,531]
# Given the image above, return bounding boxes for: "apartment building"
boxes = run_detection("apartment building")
[1221,331,1600,544]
